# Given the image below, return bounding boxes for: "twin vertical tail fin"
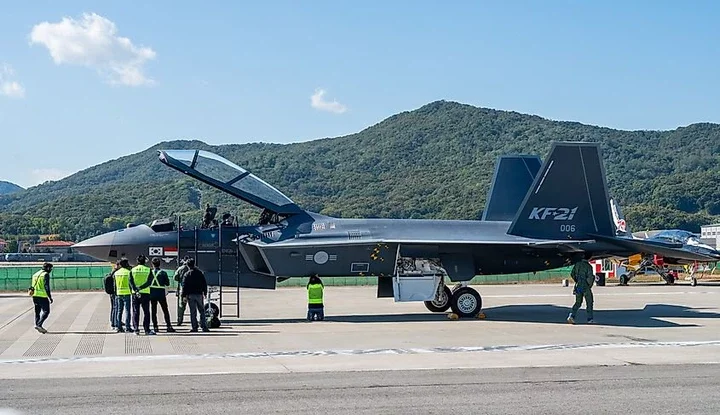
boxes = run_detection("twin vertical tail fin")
[507,142,615,240]
[482,155,542,221]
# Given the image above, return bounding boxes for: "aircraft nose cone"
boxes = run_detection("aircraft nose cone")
[73,231,117,261]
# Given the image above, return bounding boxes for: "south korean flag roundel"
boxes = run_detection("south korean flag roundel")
[149,247,163,256]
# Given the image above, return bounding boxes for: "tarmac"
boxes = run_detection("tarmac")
[2,282,720,413]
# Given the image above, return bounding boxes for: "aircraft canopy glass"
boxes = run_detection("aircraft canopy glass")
[653,230,698,245]
[162,150,196,167]
[163,150,294,208]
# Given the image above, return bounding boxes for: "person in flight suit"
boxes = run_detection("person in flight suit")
[174,256,191,326]
[149,257,176,333]
[567,252,596,324]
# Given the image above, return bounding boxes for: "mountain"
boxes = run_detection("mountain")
[0,181,23,195]
[1,100,719,240]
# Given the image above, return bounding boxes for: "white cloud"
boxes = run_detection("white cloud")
[0,64,25,99]
[29,12,156,86]
[30,168,69,185]
[310,88,347,114]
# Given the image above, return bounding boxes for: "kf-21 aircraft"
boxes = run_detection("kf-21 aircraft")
[74,142,720,318]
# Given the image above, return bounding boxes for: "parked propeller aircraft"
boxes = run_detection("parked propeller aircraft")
[74,142,720,318]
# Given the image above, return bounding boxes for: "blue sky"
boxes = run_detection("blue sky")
[1,1,719,188]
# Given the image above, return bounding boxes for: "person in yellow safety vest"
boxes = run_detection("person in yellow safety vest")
[306,275,325,321]
[29,262,54,334]
[149,257,176,333]
[114,258,133,333]
[130,255,155,335]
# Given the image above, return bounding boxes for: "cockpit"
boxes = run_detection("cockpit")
[159,149,303,218]
[652,230,702,245]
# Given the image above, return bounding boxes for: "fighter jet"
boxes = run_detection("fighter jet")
[74,142,720,318]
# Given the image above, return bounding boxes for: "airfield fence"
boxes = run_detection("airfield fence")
[0,265,574,292]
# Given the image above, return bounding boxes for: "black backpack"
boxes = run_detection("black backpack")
[103,272,115,294]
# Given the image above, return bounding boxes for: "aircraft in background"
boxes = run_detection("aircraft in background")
[603,199,717,286]
[74,142,720,318]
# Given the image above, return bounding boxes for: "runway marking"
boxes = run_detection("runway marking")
[3,340,720,365]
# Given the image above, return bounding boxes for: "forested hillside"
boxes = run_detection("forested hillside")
[0,181,23,195]
[2,100,719,241]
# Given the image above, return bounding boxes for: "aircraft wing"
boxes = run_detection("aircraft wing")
[590,234,719,262]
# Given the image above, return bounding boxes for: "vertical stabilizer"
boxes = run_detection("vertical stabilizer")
[507,142,615,240]
[482,155,542,221]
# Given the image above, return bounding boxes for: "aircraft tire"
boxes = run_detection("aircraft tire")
[424,286,452,312]
[450,287,482,318]
[205,302,220,318]
[691,278,697,287]
[619,274,628,286]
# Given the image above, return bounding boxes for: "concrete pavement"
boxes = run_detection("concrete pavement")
[2,365,720,414]
[2,283,720,379]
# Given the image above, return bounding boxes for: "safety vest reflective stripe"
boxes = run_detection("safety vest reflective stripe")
[31,270,48,298]
[132,265,151,294]
[150,269,163,289]
[308,283,323,304]
[114,268,131,295]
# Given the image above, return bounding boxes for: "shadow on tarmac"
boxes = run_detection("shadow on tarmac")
[233,304,720,328]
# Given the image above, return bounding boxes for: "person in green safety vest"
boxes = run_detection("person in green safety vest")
[114,258,133,333]
[306,275,325,321]
[130,255,155,335]
[29,262,54,334]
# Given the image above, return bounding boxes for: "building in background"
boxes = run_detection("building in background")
[700,224,720,249]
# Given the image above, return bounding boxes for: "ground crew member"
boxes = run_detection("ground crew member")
[29,262,54,334]
[105,260,121,330]
[114,258,133,333]
[130,255,154,335]
[567,252,595,324]
[174,256,190,326]
[306,275,325,321]
[181,258,209,332]
[149,257,175,333]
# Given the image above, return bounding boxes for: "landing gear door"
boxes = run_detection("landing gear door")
[439,254,476,282]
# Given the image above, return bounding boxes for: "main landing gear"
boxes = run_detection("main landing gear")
[424,282,483,318]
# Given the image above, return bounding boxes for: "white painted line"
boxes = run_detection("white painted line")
[3,340,720,365]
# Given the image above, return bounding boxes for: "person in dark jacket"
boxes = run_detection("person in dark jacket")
[181,258,209,332]
[149,257,176,333]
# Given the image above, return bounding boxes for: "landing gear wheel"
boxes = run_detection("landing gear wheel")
[424,286,452,313]
[450,287,482,318]
[691,277,697,287]
[619,274,629,286]
[205,302,220,318]
[209,316,221,328]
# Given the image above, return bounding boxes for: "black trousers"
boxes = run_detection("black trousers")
[151,297,173,330]
[132,293,151,332]
[33,297,50,327]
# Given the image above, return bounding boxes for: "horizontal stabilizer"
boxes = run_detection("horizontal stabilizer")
[482,155,542,221]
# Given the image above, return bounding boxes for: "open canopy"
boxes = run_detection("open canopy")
[158,149,302,215]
